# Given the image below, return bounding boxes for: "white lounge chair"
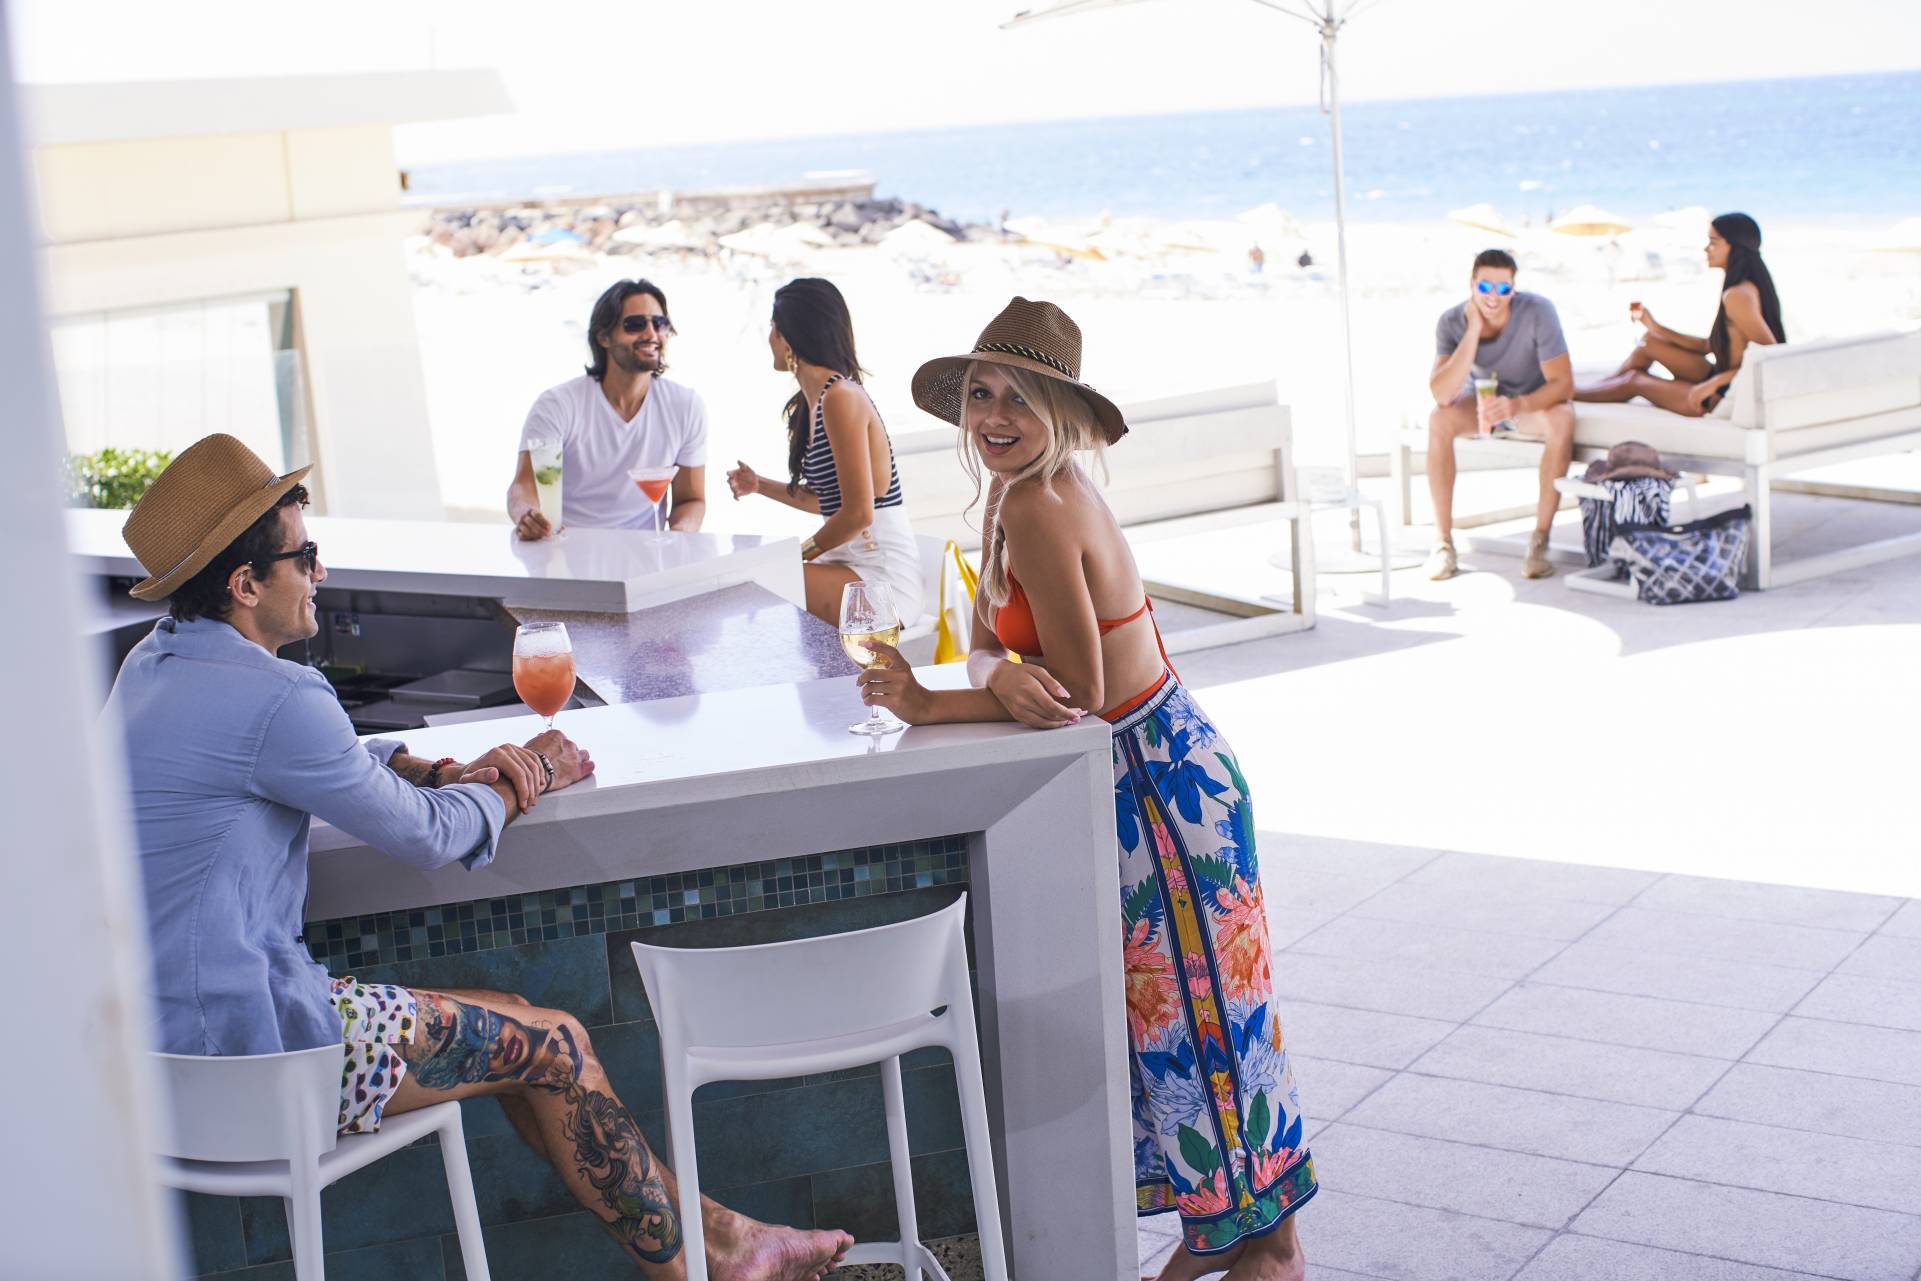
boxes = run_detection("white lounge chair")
[1393,329,1921,589]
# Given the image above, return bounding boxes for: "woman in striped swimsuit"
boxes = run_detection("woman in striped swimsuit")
[725,278,922,626]
[855,299,1315,1281]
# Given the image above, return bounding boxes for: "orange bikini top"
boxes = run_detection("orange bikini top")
[992,572,1176,723]
[992,572,1149,658]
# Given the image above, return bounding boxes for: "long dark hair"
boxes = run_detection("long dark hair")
[1708,213,1785,369]
[772,278,866,491]
[584,278,671,381]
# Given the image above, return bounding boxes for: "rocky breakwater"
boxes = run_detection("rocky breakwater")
[424,194,988,260]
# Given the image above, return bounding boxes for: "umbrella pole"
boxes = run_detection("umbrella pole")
[1322,12,1363,553]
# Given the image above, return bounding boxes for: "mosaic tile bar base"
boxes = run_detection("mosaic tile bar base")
[304,836,970,972]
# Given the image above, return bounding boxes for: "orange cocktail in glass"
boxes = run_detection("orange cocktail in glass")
[629,466,678,532]
[512,621,575,729]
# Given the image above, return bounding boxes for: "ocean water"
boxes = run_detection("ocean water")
[408,71,1921,228]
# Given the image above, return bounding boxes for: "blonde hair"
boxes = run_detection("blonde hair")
[958,360,1110,609]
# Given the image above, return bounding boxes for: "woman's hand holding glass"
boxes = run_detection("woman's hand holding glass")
[853,641,933,725]
[985,660,1085,729]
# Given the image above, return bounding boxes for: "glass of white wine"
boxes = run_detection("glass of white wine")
[839,579,903,736]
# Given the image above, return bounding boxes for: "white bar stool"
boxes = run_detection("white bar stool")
[150,1044,490,1281]
[630,893,1008,1281]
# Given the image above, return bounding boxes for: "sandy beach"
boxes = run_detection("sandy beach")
[410,211,1921,536]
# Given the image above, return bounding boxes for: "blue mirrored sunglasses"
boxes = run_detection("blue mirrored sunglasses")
[1475,280,1514,297]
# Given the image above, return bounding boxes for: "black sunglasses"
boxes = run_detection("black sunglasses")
[619,314,674,335]
[251,540,320,577]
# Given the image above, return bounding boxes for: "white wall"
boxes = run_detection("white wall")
[0,15,181,1278]
[33,124,445,518]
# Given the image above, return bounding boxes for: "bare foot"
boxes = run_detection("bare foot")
[1220,1218,1304,1281]
[708,1212,852,1281]
[1147,1240,1241,1281]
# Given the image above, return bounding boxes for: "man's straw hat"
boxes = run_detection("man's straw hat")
[910,297,1127,445]
[121,434,312,601]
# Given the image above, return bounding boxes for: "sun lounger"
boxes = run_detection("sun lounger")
[1393,329,1921,589]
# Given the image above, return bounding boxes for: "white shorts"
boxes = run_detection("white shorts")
[814,503,925,624]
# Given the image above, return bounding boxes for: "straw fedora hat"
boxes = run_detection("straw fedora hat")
[121,434,312,601]
[911,297,1127,445]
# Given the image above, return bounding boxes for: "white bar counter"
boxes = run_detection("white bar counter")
[309,668,1131,1281]
[67,508,802,613]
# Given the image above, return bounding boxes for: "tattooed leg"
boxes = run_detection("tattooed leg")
[402,994,583,1091]
[548,1052,683,1263]
[384,989,852,1279]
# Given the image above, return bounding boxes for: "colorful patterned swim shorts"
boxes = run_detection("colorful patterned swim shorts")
[328,976,418,1135]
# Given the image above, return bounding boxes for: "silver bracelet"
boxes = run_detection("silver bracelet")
[534,751,556,792]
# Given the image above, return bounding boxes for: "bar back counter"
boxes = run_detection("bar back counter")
[77,512,1132,1280]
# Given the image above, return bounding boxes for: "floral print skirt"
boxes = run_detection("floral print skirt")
[1112,674,1317,1255]
[329,976,418,1135]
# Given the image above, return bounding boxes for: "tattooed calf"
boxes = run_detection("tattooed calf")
[402,996,584,1093]
[552,1055,683,1263]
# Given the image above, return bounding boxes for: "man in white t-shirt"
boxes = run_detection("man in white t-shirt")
[508,279,709,537]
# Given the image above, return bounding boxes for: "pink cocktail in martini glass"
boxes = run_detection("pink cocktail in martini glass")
[628,466,679,533]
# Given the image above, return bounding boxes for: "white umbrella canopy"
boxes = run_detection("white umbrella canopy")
[613,218,700,249]
[1874,217,1921,253]
[881,218,961,255]
[1448,202,1518,237]
[773,221,836,250]
[1551,204,1634,237]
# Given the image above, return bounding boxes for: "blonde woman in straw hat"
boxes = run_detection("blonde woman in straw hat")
[856,300,1315,1281]
[107,436,853,1281]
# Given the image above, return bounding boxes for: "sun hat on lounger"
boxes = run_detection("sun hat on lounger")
[121,434,312,601]
[1583,440,1679,484]
[911,296,1128,444]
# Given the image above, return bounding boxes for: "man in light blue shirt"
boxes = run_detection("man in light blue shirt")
[109,436,851,1278]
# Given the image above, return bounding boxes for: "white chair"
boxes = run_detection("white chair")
[150,1045,491,1281]
[895,534,950,664]
[630,894,1007,1281]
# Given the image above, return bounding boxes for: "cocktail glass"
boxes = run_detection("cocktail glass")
[1473,376,1498,437]
[528,436,565,538]
[629,466,679,533]
[513,621,575,731]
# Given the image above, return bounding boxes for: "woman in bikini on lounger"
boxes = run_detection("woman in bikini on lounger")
[1576,211,1785,415]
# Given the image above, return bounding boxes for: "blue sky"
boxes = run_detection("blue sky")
[9,0,1919,161]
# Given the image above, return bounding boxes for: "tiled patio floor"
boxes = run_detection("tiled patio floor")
[1133,835,1921,1281]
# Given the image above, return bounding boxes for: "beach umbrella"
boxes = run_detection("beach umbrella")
[1873,217,1921,253]
[1004,216,1109,260]
[881,219,961,255]
[1550,204,1634,237]
[1007,0,1405,563]
[496,239,596,266]
[613,219,700,250]
[771,221,836,251]
[717,222,783,256]
[1448,202,1518,237]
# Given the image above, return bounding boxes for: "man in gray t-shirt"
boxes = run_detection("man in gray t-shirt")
[1424,249,1575,581]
